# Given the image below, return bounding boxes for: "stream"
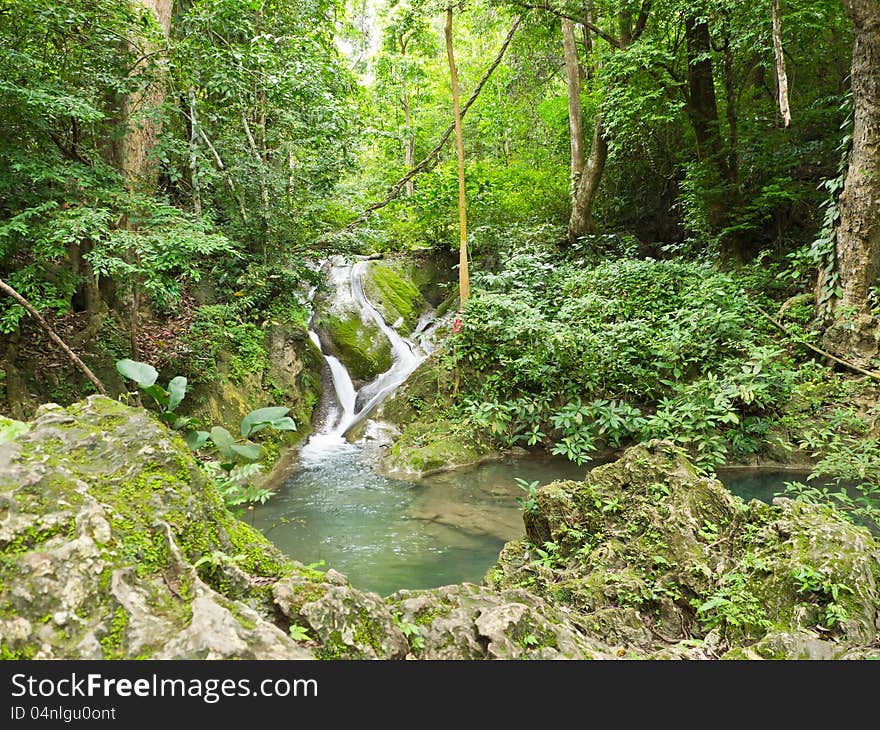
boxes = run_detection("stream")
[252,258,874,597]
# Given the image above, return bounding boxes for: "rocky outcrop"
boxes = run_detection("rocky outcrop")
[0,396,317,659]
[488,441,880,659]
[1,401,877,660]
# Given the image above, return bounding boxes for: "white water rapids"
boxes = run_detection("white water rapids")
[301,258,437,461]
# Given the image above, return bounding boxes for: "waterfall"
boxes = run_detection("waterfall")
[304,258,437,451]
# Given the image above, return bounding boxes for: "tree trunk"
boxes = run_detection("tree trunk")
[772,0,792,127]
[826,0,880,363]
[188,87,202,217]
[567,118,607,245]
[562,17,584,198]
[122,0,174,190]
[402,78,415,197]
[685,14,727,177]
[446,9,470,309]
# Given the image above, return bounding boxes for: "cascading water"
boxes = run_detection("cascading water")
[300,257,437,460]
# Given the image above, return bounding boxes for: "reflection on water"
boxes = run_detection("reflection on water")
[251,448,876,597]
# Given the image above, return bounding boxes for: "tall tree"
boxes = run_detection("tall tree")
[826,0,880,364]
[446,7,470,308]
[122,0,174,190]
[568,2,651,246]
[562,16,584,197]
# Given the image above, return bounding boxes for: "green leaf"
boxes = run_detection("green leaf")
[167,376,187,411]
[141,383,169,408]
[116,359,158,388]
[269,416,297,432]
[230,441,262,462]
[0,417,30,444]
[209,426,237,461]
[184,430,210,450]
[240,406,290,437]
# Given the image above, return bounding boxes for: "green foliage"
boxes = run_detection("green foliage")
[116,358,295,508]
[181,305,271,385]
[288,624,311,642]
[515,477,540,515]
[202,462,274,513]
[86,199,237,314]
[392,612,425,651]
[451,246,795,467]
[696,572,771,634]
[790,565,853,630]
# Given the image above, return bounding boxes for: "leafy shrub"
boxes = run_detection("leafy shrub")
[450,247,796,467]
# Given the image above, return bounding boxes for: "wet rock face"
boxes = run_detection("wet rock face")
[313,260,394,384]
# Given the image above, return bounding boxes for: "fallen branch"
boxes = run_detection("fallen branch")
[0,278,108,395]
[338,15,523,233]
[753,302,880,381]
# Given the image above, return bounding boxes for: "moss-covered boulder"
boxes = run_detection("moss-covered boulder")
[273,569,408,660]
[320,312,392,383]
[362,261,429,333]
[380,419,499,478]
[490,440,880,659]
[0,397,358,659]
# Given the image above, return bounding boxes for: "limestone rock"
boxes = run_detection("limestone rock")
[388,584,615,659]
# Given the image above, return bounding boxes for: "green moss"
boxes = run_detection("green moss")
[315,629,347,660]
[100,606,129,659]
[322,313,392,381]
[353,608,385,655]
[364,262,425,331]
[387,420,493,475]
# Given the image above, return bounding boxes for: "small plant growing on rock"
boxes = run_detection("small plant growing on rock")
[392,612,425,651]
[515,477,540,514]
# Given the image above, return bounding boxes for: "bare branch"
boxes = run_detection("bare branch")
[337,16,524,233]
[0,278,107,395]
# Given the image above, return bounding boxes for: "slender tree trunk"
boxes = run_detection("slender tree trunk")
[188,87,202,217]
[401,79,415,197]
[567,119,608,245]
[723,37,740,185]
[562,18,585,198]
[772,0,792,127]
[446,8,470,308]
[825,0,880,363]
[200,127,248,225]
[122,0,174,190]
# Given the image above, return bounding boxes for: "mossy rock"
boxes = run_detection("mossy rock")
[491,440,880,658]
[380,419,497,478]
[0,396,316,659]
[363,261,427,333]
[320,312,392,383]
